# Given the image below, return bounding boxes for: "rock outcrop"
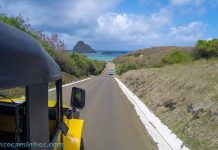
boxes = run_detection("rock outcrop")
[73,41,96,53]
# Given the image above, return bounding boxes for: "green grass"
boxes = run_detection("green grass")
[161,48,193,64]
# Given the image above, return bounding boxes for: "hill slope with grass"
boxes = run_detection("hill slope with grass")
[114,41,218,150]
[113,46,193,75]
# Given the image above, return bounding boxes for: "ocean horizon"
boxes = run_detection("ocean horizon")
[67,50,131,61]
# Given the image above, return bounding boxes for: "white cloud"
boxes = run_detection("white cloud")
[95,10,171,47]
[36,7,173,49]
[91,9,207,49]
[150,8,172,27]
[0,0,209,50]
[1,0,119,27]
[97,13,148,40]
[65,0,118,23]
[168,22,206,43]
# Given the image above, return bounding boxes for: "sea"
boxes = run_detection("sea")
[68,50,130,61]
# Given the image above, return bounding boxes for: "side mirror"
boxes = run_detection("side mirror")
[71,87,85,109]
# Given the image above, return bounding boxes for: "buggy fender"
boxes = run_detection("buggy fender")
[63,118,84,150]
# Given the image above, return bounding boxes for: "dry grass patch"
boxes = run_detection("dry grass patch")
[120,59,218,150]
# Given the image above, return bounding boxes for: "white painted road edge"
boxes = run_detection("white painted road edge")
[115,77,189,150]
[48,78,91,92]
[20,78,91,98]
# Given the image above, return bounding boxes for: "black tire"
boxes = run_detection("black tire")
[80,137,84,150]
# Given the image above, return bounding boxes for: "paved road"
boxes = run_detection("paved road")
[49,62,157,150]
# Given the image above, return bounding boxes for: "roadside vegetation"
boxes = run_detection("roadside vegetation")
[71,52,106,76]
[0,13,105,98]
[113,46,193,75]
[160,49,193,64]
[194,39,218,58]
[114,39,218,149]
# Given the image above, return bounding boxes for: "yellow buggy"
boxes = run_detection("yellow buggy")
[0,22,85,150]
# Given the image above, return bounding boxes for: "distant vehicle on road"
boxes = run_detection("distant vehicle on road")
[108,69,114,75]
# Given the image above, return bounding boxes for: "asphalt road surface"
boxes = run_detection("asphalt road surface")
[49,62,157,150]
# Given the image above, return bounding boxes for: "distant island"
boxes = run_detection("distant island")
[73,41,96,53]
[101,51,114,54]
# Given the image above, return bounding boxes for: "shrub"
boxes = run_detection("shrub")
[194,39,218,58]
[91,60,106,75]
[71,52,89,76]
[116,64,137,75]
[54,50,77,75]
[71,52,106,76]
[133,52,142,57]
[161,49,193,64]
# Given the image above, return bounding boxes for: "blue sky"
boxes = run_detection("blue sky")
[0,0,217,50]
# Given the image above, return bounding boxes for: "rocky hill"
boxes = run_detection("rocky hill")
[73,41,96,53]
